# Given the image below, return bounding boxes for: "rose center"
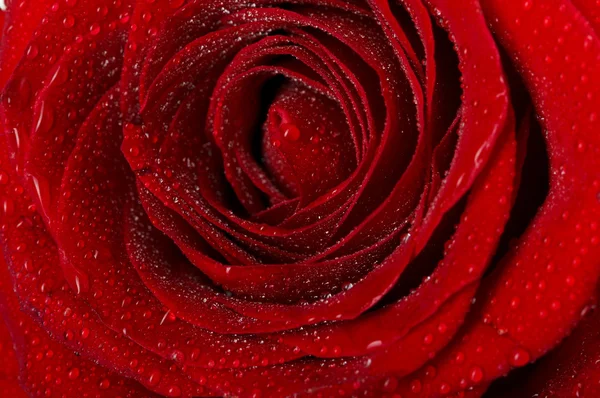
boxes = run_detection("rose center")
[261,81,356,204]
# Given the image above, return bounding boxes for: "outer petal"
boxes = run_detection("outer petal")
[393,0,600,395]
[571,0,600,33]
[0,257,157,397]
[486,301,600,397]
[0,0,52,86]
[0,308,27,398]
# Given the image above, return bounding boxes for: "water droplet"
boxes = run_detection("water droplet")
[89,23,101,35]
[23,258,34,273]
[423,333,434,345]
[382,376,398,392]
[2,198,14,217]
[160,310,176,325]
[0,170,8,185]
[63,15,75,28]
[63,261,90,295]
[439,383,451,394]
[281,123,301,141]
[28,173,50,220]
[474,142,489,167]
[438,322,448,334]
[26,44,39,60]
[49,64,69,86]
[98,5,109,16]
[366,340,382,350]
[34,101,55,134]
[99,378,110,390]
[167,385,182,397]
[510,348,530,367]
[469,366,483,383]
[510,297,520,309]
[68,368,80,380]
[170,349,185,363]
[410,379,422,393]
[147,369,162,387]
[455,352,465,364]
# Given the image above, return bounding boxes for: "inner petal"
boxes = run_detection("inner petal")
[262,81,356,204]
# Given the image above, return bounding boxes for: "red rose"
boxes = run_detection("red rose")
[0,0,599,396]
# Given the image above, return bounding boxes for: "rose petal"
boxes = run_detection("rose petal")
[392,0,600,394]
[0,260,159,398]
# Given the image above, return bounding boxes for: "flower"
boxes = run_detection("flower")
[0,0,598,397]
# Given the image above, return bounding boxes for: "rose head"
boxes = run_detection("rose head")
[0,0,599,397]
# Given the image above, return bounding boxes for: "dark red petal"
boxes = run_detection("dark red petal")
[0,140,211,396]
[25,27,127,227]
[121,0,191,121]
[125,198,308,333]
[393,0,600,394]
[0,0,52,87]
[492,303,600,398]
[570,0,600,33]
[1,0,133,176]
[413,0,509,254]
[186,357,367,398]
[368,284,478,375]
[136,184,402,304]
[479,0,600,362]
[0,259,158,398]
[0,299,27,398]
[45,88,297,360]
[278,107,516,359]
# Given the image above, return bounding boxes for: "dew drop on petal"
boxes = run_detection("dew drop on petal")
[510,348,531,367]
[281,123,301,141]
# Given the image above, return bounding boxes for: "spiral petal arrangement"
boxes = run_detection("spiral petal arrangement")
[0,0,599,397]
